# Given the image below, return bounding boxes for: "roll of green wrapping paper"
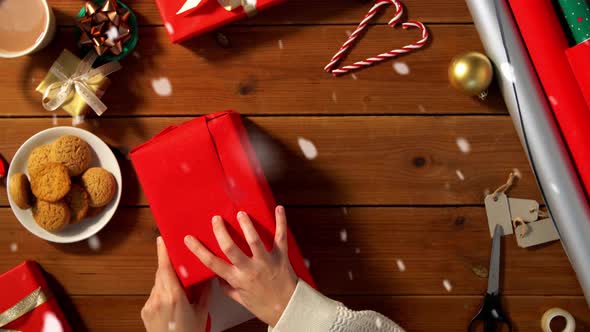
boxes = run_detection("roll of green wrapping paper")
[558,0,590,44]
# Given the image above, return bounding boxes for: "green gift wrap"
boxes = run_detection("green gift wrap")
[558,0,590,44]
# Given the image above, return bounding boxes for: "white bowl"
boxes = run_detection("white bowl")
[7,127,122,243]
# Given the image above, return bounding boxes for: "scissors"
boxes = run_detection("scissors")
[468,224,513,332]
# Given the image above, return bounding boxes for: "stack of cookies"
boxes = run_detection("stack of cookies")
[9,135,117,232]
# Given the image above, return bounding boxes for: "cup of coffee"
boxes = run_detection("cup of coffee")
[0,0,56,58]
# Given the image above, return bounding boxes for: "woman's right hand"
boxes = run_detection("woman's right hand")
[184,206,298,327]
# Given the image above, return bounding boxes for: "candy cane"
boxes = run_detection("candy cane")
[324,0,429,76]
[324,0,404,72]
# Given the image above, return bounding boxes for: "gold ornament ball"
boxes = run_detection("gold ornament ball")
[448,52,493,96]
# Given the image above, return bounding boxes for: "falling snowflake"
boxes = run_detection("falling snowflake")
[178,265,189,279]
[396,259,406,272]
[278,40,284,49]
[304,258,311,269]
[354,248,361,254]
[393,62,410,75]
[87,236,101,251]
[9,243,18,253]
[52,114,58,126]
[443,279,453,292]
[72,115,85,126]
[179,162,191,174]
[550,183,560,194]
[351,73,358,80]
[347,270,354,280]
[42,312,63,332]
[456,137,471,154]
[105,25,119,42]
[339,229,348,242]
[165,22,175,35]
[331,91,338,103]
[455,169,465,181]
[375,317,383,329]
[297,137,318,160]
[151,77,173,97]
[168,321,177,331]
[500,62,515,83]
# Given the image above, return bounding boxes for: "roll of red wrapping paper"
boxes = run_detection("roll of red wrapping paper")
[508,0,590,196]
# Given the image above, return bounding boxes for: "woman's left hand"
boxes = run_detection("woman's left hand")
[141,237,211,332]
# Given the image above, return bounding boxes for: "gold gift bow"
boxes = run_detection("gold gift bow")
[0,287,52,332]
[176,0,257,17]
[42,51,122,116]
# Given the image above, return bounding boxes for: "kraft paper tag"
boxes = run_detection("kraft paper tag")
[508,198,539,222]
[514,218,560,248]
[485,193,513,237]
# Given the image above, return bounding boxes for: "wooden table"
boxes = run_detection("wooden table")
[1,0,589,330]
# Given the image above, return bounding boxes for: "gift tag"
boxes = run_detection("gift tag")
[508,198,539,222]
[485,193,513,237]
[514,218,560,248]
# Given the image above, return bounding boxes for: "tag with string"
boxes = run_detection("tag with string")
[508,198,539,222]
[514,218,559,248]
[484,172,518,237]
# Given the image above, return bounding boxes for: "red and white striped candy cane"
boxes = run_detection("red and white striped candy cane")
[324,0,404,73]
[324,1,429,76]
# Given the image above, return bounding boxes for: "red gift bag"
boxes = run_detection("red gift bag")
[130,111,314,290]
[0,261,72,332]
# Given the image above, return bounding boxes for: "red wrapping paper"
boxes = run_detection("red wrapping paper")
[155,0,287,43]
[566,40,590,110]
[508,0,590,196]
[0,261,72,332]
[130,111,314,291]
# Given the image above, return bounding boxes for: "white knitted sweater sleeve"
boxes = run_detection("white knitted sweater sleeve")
[268,280,405,332]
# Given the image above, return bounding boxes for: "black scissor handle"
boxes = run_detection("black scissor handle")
[467,293,512,332]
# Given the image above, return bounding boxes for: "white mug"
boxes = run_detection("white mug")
[0,0,56,58]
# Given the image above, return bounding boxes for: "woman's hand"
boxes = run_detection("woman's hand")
[184,206,298,327]
[142,237,211,332]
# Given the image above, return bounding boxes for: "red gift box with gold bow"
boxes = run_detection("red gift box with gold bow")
[0,261,72,332]
[155,0,287,43]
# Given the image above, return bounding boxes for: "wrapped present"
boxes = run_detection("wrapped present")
[35,49,121,117]
[130,111,314,288]
[130,111,314,330]
[0,261,72,332]
[155,0,287,43]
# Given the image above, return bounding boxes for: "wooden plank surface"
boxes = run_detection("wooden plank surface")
[0,207,580,296]
[3,0,588,330]
[66,295,590,331]
[0,26,506,117]
[0,116,538,206]
[49,0,474,26]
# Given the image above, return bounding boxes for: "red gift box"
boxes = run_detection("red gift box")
[0,261,72,332]
[130,111,314,290]
[155,0,287,43]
